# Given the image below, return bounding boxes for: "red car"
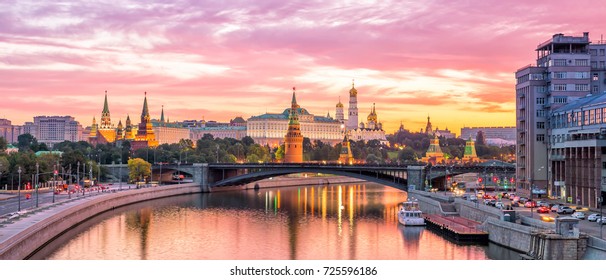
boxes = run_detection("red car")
[536,206,550,213]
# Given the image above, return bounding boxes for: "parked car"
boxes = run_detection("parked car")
[519,197,529,204]
[511,201,520,207]
[495,202,504,209]
[551,205,561,212]
[571,212,586,219]
[536,206,550,213]
[557,206,575,214]
[588,214,602,222]
[469,195,478,202]
[600,217,606,224]
[536,201,550,207]
[484,199,496,206]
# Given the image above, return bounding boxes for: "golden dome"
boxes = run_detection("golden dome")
[349,84,357,97]
[336,96,344,108]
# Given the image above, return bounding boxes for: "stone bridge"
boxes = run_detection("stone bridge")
[103,162,515,192]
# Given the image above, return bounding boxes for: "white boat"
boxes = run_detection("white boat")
[398,199,425,226]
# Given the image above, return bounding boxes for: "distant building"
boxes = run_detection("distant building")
[152,106,190,145]
[27,116,83,147]
[190,126,247,141]
[0,118,21,143]
[421,135,445,164]
[460,126,515,144]
[247,92,342,147]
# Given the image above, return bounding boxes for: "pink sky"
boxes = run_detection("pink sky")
[1,0,604,135]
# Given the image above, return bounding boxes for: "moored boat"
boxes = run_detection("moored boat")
[398,199,425,226]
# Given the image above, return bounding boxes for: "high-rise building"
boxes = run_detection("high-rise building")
[283,88,303,163]
[28,116,83,147]
[515,32,606,199]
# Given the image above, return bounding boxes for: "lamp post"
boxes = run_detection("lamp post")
[52,163,57,203]
[530,166,544,218]
[598,197,603,239]
[17,166,21,212]
[97,151,101,193]
[177,161,181,185]
[119,155,122,191]
[159,162,162,186]
[77,162,80,196]
[35,162,39,208]
[89,164,92,193]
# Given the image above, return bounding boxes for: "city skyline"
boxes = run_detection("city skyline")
[1,1,604,134]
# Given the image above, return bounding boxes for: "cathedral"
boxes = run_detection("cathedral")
[335,81,387,144]
[88,92,158,149]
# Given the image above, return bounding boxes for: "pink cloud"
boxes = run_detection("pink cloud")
[0,0,602,134]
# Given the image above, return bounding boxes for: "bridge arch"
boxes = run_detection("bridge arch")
[211,167,408,191]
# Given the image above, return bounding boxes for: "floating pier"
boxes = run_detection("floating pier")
[424,214,488,244]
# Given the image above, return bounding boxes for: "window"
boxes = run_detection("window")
[594,73,600,81]
[536,110,545,117]
[594,86,599,93]
[575,84,589,91]
[536,134,545,142]
[553,97,567,103]
[601,61,606,69]
[592,61,598,69]
[601,49,605,56]
[530,74,544,80]
[553,59,566,66]
[575,59,589,66]
[591,49,598,56]
[602,162,606,169]
[552,84,567,91]
[553,72,566,79]
[597,109,603,124]
[537,122,545,129]
[535,86,547,93]
[536,98,545,105]
[574,72,589,79]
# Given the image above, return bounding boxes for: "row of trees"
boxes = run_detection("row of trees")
[0,130,516,189]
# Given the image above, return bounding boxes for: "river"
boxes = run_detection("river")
[33,183,520,260]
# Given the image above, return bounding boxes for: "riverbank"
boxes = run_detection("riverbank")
[0,183,202,260]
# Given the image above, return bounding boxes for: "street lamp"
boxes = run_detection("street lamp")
[119,154,122,191]
[53,161,58,203]
[35,162,39,208]
[97,151,101,193]
[17,166,22,212]
[77,161,80,196]
[177,161,181,185]
[530,166,544,218]
[159,162,162,186]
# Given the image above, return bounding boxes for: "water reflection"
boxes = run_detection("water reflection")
[39,183,517,260]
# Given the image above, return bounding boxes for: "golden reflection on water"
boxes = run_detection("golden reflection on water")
[46,183,496,260]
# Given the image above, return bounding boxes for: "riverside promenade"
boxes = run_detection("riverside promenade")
[0,183,202,260]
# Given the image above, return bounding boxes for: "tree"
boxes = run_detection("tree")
[17,133,38,152]
[274,144,285,161]
[476,131,486,146]
[0,137,7,151]
[128,158,151,183]
[397,147,417,162]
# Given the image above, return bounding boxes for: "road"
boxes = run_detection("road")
[0,183,137,217]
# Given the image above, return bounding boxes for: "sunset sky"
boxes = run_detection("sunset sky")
[1,0,604,135]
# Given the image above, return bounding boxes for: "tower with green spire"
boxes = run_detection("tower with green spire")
[463,136,479,162]
[100,91,112,129]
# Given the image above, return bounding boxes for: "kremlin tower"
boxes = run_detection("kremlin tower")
[463,136,479,162]
[283,87,303,163]
[338,133,353,165]
[131,92,159,149]
[346,80,359,130]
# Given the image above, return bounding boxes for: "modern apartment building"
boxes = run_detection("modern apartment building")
[460,127,516,142]
[515,32,606,202]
